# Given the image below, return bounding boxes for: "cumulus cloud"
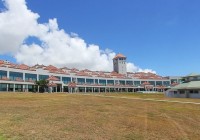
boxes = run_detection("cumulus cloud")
[126,63,156,74]
[0,0,156,73]
[0,0,39,54]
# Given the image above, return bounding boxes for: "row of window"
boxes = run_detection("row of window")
[119,58,126,60]
[0,83,24,91]
[0,70,170,86]
[175,90,200,94]
[74,79,170,86]
[171,79,182,83]
[184,77,200,82]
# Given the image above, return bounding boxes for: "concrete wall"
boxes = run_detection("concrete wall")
[189,93,200,98]
[166,90,200,98]
[113,58,127,75]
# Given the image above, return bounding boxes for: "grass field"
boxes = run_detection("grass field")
[0,93,200,140]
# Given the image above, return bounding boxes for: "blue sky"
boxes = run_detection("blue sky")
[0,0,200,76]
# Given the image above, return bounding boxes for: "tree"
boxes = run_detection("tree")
[35,79,49,93]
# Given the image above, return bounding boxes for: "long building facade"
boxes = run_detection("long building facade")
[0,54,181,93]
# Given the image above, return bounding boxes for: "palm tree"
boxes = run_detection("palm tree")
[35,79,49,93]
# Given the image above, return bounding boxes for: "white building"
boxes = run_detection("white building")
[0,54,175,93]
[165,73,200,98]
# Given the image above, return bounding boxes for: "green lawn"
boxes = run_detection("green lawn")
[0,93,200,140]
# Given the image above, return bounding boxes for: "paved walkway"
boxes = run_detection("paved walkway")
[78,94,200,105]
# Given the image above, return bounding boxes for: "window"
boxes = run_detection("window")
[156,81,162,86]
[149,81,155,86]
[95,79,98,84]
[77,78,85,84]
[190,90,199,94]
[189,90,193,94]
[115,80,119,85]
[86,79,94,84]
[0,70,7,79]
[9,72,23,81]
[107,80,114,85]
[0,84,7,91]
[134,81,141,86]
[99,79,106,86]
[39,75,49,80]
[62,77,71,84]
[119,80,125,85]
[15,84,23,92]
[179,90,185,94]
[193,90,199,94]
[25,73,37,81]
[171,79,178,84]
[126,81,133,85]
[163,81,170,86]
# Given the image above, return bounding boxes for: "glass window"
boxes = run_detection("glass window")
[171,79,177,84]
[95,79,98,84]
[62,77,71,84]
[99,79,106,86]
[179,90,185,94]
[8,84,14,91]
[156,81,162,86]
[39,75,49,80]
[77,78,85,84]
[25,73,37,82]
[107,80,114,85]
[190,90,199,94]
[28,85,33,89]
[15,84,23,92]
[163,81,170,86]
[86,79,94,84]
[0,83,7,91]
[149,81,155,86]
[0,70,7,79]
[119,80,125,85]
[193,90,199,94]
[72,78,76,82]
[115,80,119,85]
[126,81,133,85]
[9,72,23,81]
[9,84,14,88]
[134,81,141,86]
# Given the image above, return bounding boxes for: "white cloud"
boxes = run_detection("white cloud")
[0,0,39,54]
[138,68,156,74]
[127,63,156,74]
[0,0,156,73]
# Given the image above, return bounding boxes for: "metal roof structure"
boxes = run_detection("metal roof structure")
[171,81,200,90]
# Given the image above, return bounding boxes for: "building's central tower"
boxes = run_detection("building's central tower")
[113,53,127,75]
